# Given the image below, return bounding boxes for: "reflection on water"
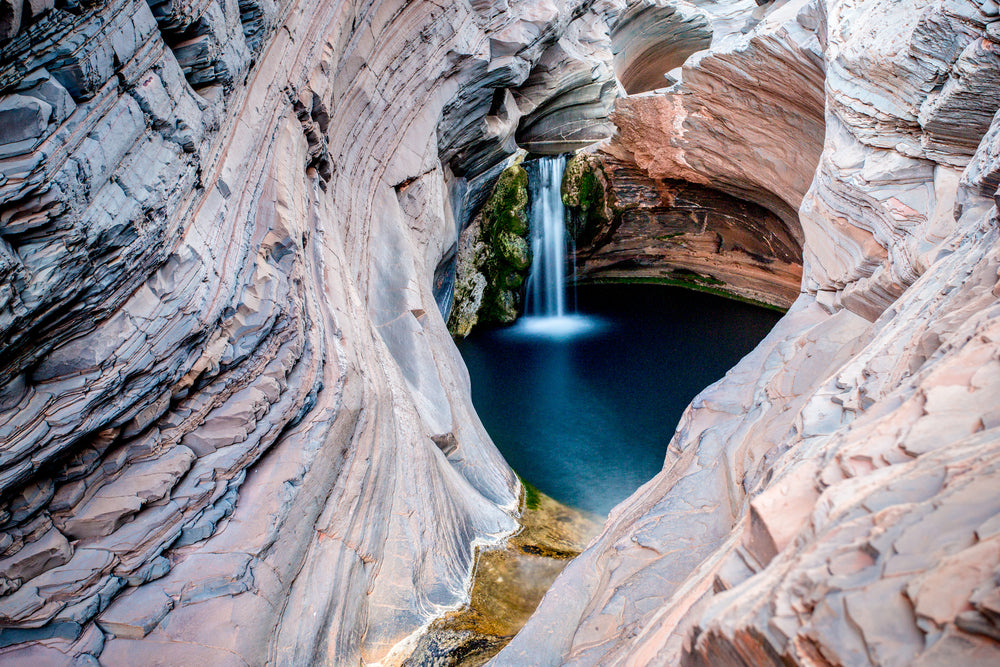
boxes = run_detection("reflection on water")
[501,314,605,340]
[458,284,782,515]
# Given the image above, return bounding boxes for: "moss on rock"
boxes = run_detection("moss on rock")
[448,162,533,337]
[485,164,530,235]
[495,231,530,270]
[402,482,602,666]
[561,153,616,249]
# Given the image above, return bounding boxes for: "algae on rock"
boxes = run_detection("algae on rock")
[561,152,617,249]
[402,483,601,667]
[448,163,533,337]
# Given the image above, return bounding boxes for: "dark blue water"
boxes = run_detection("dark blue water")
[457,284,782,515]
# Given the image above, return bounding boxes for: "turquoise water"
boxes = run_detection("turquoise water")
[457,284,781,515]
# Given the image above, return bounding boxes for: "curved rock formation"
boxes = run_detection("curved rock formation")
[610,0,711,94]
[563,152,803,308]
[496,0,1000,664]
[513,11,619,154]
[609,0,825,229]
[1,0,998,664]
[0,0,619,663]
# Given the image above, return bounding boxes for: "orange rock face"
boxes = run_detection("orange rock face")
[565,152,803,308]
[498,0,1000,665]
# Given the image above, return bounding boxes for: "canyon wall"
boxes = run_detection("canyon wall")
[0,0,617,663]
[1,0,998,665]
[562,152,803,309]
[497,0,1000,664]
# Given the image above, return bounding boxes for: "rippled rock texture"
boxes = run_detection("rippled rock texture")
[0,0,622,663]
[498,0,1000,665]
[563,152,803,308]
[3,0,1000,665]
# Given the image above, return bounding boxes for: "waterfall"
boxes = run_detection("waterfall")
[511,155,599,340]
[525,155,569,318]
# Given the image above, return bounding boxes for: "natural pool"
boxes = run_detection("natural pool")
[458,283,782,515]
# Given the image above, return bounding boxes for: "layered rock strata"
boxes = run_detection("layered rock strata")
[0,0,622,663]
[563,152,803,309]
[497,0,1000,664]
[610,0,711,93]
[2,0,999,665]
[608,0,826,229]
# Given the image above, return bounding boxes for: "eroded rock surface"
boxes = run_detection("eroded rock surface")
[563,152,803,308]
[496,0,1000,665]
[1,0,998,664]
[0,0,621,663]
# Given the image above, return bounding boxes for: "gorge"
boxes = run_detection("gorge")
[0,0,998,666]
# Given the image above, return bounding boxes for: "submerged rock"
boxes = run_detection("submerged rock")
[404,483,601,667]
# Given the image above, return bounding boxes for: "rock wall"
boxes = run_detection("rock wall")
[0,0,619,663]
[610,0,711,93]
[496,0,1000,664]
[608,0,826,229]
[2,0,998,665]
[563,152,803,309]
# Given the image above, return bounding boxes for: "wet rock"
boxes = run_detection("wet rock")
[448,161,532,336]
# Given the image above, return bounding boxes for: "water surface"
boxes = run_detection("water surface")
[458,284,781,515]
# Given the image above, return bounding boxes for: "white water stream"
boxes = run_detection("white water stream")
[518,156,596,339]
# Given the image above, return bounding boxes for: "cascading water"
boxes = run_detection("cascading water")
[526,155,568,317]
[515,155,596,338]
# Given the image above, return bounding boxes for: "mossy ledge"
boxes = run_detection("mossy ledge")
[561,152,617,249]
[402,481,602,667]
[578,275,789,313]
[448,162,533,337]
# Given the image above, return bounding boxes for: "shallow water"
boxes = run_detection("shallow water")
[457,284,782,515]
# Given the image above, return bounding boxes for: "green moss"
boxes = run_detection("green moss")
[561,154,615,248]
[516,473,542,511]
[670,268,725,286]
[495,231,530,270]
[476,163,533,327]
[489,288,518,323]
[485,165,530,235]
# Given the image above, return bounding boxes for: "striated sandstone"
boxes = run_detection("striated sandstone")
[563,152,803,309]
[608,0,826,228]
[610,0,711,94]
[0,0,623,663]
[496,0,1000,665]
[0,0,998,665]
